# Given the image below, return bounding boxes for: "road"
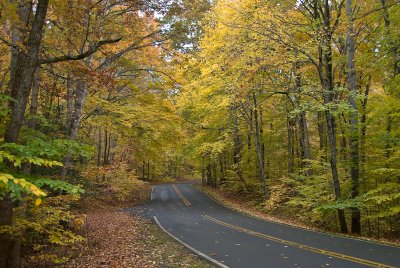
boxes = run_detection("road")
[140,183,400,268]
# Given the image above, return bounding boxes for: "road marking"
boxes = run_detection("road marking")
[172,185,191,206]
[198,187,400,249]
[203,215,395,268]
[151,186,154,201]
[154,216,229,268]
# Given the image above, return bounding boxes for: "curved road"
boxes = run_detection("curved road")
[142,183,400,268]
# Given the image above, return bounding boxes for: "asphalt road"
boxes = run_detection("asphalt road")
[141,183,400,268]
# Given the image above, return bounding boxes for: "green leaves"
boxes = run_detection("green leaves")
[0,173,46,201]
[32,178,84,196]
[0,150,62,168]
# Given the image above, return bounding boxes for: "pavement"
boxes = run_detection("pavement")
[136,183,400,268]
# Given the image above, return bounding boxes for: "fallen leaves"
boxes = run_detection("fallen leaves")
[64,211,154,267]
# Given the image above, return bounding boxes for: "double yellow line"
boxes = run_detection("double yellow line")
[172,185,191,206]
[203,215,394,268]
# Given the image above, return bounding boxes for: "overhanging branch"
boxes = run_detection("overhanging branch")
[38,37,122,65]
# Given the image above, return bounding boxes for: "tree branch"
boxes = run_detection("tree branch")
[38,37,122,65]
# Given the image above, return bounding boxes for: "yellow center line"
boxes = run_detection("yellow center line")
[172,185,191,206]
[203,215,394,268]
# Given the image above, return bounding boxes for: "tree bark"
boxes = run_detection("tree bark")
[97,126,102,167]
[1,1,49,267]
[23,69,41,175]
[293,63,312,174]
[5,0,49,143]
[346,0,361,234]
[320,0,348,233]
[232,109,245,184]
[287,105,295,174]
[61,79,88,176]
[317,111,327,159]
[29,69,40,127]
[360,76,371,182]
[252,93,268,198]
[66,75,74,133]
[8,0,32,95]
[103,128,108,165]
[106,132,112,164]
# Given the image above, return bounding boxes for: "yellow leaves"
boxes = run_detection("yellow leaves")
[0,173,46,199]
[35,198,42,206]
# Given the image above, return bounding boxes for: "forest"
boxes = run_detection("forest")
[0,0,399,266]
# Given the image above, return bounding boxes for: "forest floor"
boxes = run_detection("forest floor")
[198,185,400,246]
[62,181,212,268]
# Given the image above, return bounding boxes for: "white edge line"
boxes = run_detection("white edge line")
[150,186,154,201]
[153,216,229,268]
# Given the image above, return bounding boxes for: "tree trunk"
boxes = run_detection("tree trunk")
[5,0,49,143]
[61,79,88,176]
[298,111,312,175]
[252,93,267,198]
[360,76,371,183]
[321,0,348,233]
[97,126,102,167]
[1,1,49,267]
[106,132,111,164]
[0,194,16,268]
[201,157,206,186]
[260,108,267,179]
[346,0,361,234]
[317,111,327,159]
[148,160,151,180]
[380,0,400,77]
[27,70,40,129]
[142,161,146,179]
[212,161,218,188]
[219,154,225,183]
[247,109,253,171]
[66,75,74,132]
[287,106,295,174]
[103,128,108,165]
[23,69,41,175]
[293,63,312,175]
[206,163,212,186]
[325,111,348,233]
[8,0,32,96]
[232,110,245,184]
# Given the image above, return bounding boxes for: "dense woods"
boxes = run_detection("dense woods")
[0,0,399,266]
